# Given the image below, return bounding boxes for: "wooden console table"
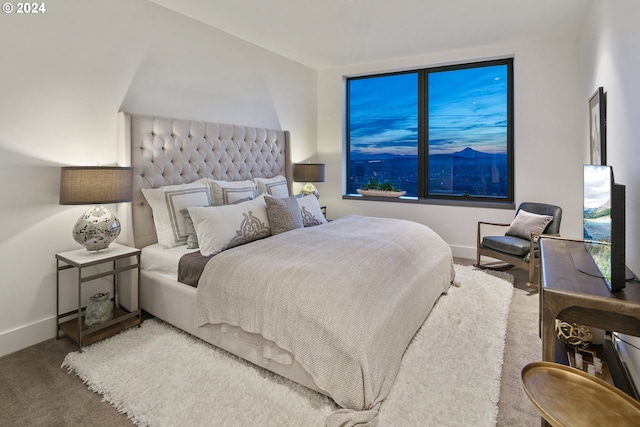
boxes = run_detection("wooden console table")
[536,237,640,426]
[539,237,640,383]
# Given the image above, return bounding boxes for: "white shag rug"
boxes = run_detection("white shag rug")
[62,264,513,427]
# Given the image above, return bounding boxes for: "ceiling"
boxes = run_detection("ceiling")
[148,0,592,70]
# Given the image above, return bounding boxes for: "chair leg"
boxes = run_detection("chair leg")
[475,223,482,268]
[527,233,539,289]
[527,261,538,289]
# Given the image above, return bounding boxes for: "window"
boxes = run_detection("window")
[346,58,513,204]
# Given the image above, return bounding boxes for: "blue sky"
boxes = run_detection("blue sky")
[584,165,611,209]
[349,64,507,156]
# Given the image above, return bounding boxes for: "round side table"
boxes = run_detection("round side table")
[521,361,640,427]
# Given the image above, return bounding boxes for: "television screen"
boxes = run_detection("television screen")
[582,164,626,291]
[583,165,613,282]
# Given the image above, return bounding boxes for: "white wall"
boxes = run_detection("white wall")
[0,0,317,357]
[317,35,584,259]
[581,0,640,389]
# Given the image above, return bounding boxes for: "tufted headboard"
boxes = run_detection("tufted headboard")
[120,112,292,249]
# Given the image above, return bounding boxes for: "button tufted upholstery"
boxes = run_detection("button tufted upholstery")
[125,113,292,248]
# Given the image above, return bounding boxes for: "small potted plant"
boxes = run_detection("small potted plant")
[357,178,406,197]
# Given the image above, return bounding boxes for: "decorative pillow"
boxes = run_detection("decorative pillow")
[265,195,304,235]
[505,209,553,241]
[141,181,211,247]
[296,194,328,227]
[207,179,257,206]
[180,197,253,249]
[180,209,199,249]
[188,194,271,257]
[254,175,289,198]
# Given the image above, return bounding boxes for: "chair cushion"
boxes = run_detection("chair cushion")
[482,235,534,257]
[505,209,553,240]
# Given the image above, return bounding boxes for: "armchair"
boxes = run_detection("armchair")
[476,202,562,288]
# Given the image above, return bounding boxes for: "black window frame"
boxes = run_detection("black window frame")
[345,58,514,207]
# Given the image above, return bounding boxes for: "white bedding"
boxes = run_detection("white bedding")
[139,262,325,395]
[140,243,197,278]
[195,215,455,426]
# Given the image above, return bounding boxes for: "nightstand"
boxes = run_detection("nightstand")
[56,243,142,352]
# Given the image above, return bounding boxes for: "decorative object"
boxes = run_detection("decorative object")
[589,86,606,165]
[62,265,513,427]
[568,347,607,380]
[595,357,603,374]
[357,178,405,197]
[356,189,406,198]
[59,166,133,251]
[206,178,256,205]
[575,352,584,369]
[264,195,304,235]
[254,175,289,198]
[296,194,328,226]
[141,180,211,247]
[186,195,271,257]
[293,163,325,198]
[521,362,640,427]
[504,209,553,241]
[85,292,114,327]
[555,319,593,348]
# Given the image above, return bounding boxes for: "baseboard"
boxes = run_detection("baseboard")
[0,316,56,358]
[450,244,477,261]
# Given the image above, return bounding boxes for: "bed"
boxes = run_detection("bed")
[120,112,455,426]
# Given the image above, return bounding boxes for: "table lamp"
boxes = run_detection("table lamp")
[293,163,325,199]
[59,166,133,251]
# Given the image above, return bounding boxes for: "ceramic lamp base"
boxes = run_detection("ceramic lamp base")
[300,182,320,199]
[73,206,121,251]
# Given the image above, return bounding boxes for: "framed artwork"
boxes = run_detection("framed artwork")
[589,87,606,165]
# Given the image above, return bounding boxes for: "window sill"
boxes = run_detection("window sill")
[342,194,515,210]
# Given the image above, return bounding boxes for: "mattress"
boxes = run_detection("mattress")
[141,243,197,279]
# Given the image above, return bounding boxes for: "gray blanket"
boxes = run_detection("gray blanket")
[194,215,454,426]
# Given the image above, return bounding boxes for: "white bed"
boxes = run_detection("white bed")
[139,243,323,393]
[121,112,455,426]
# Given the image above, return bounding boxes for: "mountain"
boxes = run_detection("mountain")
[584,199,611,219]
[452,147,495,159]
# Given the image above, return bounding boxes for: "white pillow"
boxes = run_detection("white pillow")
[207,179,257,206]
[141,181,211,247]
[296,194,328,227]
[188,194,271,256]
[254,175,289,198]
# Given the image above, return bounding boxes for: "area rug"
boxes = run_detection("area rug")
[62,264,513,427]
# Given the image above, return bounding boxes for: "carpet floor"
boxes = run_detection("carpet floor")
[0,261,542,426]
[60,265,512,427]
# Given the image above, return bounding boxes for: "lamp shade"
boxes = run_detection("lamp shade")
[59,166,133,251]
[59,166,133,205]
[293,163,325,183]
